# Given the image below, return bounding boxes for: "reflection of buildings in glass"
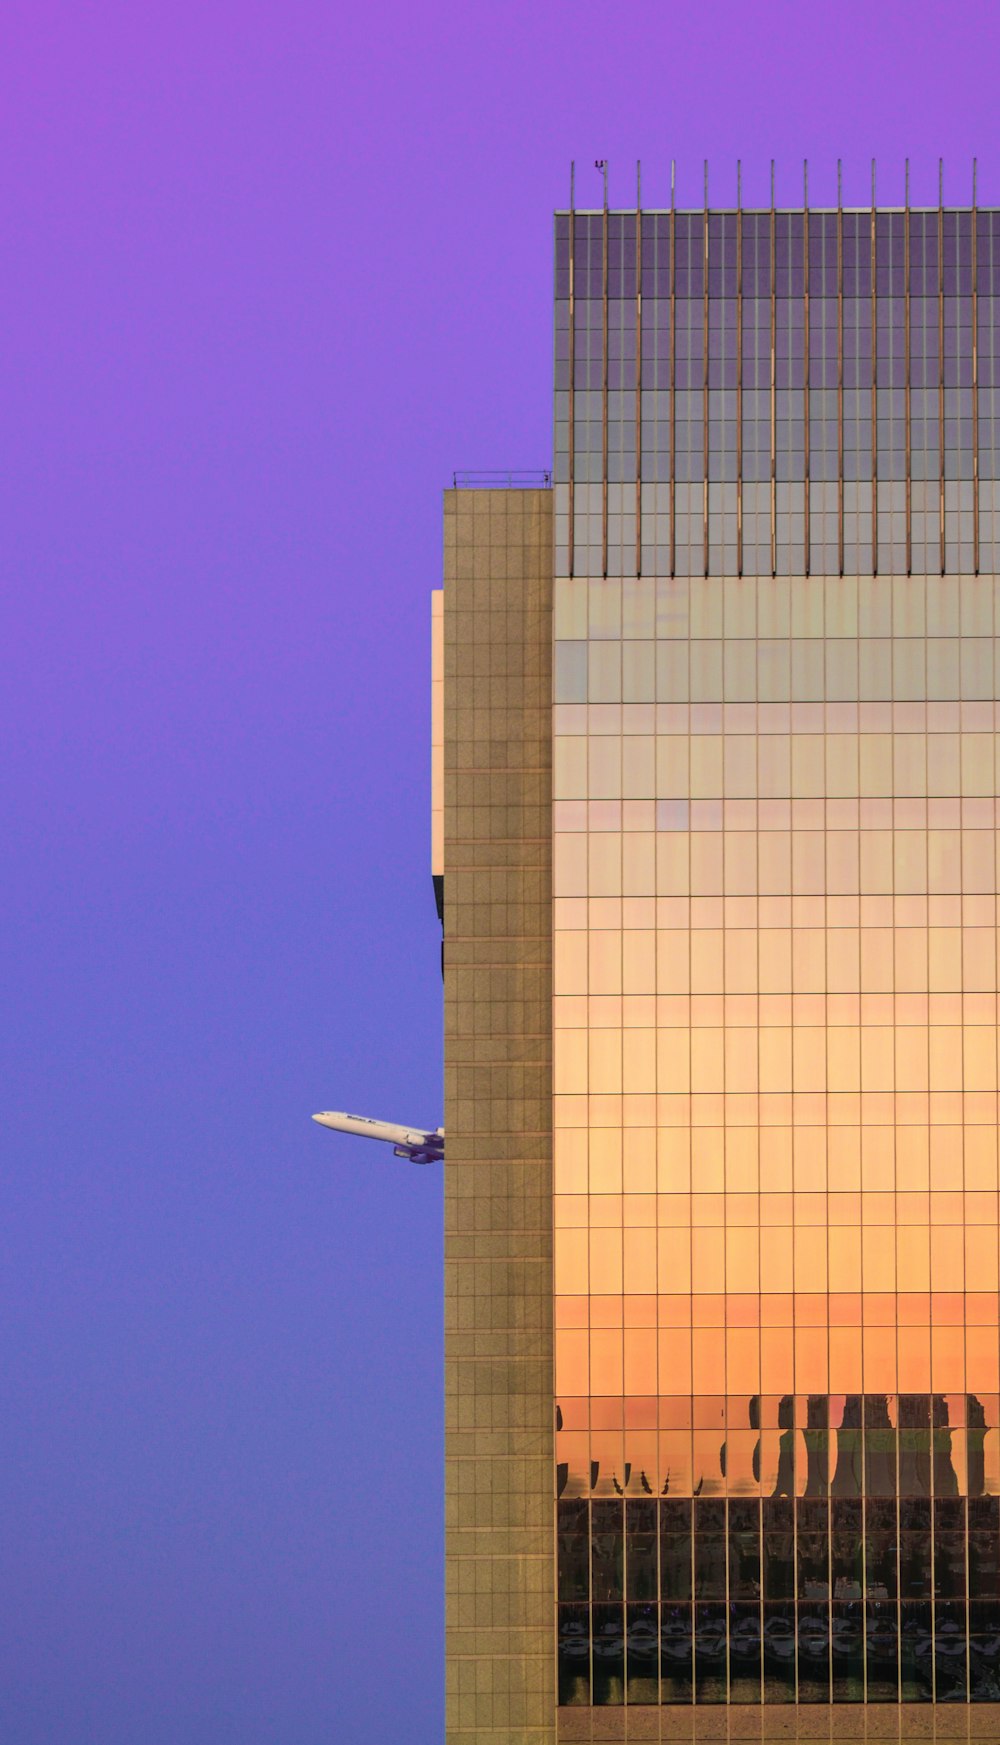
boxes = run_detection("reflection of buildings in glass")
[442,185,1000,1732]
[549,188,1000,1710]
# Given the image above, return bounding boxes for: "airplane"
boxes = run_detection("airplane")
[311,1110,444,1165]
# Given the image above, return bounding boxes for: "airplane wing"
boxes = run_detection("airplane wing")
[392,1140,444,1165]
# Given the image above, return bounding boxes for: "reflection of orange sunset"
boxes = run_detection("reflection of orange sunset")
[554,577,1000,1507]
[541,198,1000,1714]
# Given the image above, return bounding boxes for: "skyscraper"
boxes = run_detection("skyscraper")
[439,171,1000,1743]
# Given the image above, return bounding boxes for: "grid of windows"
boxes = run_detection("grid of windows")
[554,207,1000,581]
[553,567,1000,1708]
[557,1494,1000,1705]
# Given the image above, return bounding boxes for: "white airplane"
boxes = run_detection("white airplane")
[311,1110,444,1165]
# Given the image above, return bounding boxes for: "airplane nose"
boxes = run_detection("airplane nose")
[312,1113,332,1127]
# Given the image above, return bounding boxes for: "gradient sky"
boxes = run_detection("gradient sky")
[2,3,999,1740]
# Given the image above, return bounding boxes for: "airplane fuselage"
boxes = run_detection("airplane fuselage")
[311,1110,444,1163]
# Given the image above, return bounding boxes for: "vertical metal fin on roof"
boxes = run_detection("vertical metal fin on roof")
[804,160,811,577]
[770,160,777,578]
[837,158,844,578]
[871,159,879,576]
[736,160,743,578]
[703,160,710,579]
[568,161,575,579]
[601,162,609,578]
[973,156,980,574]
[669,160,676,579]
[635,160,642,579]
[905,157,912,575]
[939,157,946,576]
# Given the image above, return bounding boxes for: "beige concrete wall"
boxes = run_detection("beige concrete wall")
[443,487,555,1745]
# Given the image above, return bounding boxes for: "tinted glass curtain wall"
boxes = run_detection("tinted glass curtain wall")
[553,203,1000,1710]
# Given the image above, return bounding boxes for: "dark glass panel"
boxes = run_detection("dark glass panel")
[773,212,805,299]
[866,1496,897,1598]
[693,1535,727,1601]
[935,1533,968,1601]
[674,214,705,299]
[625,1499,657,1601]
[694,1602,727,1703]
[831,1499,863,1598]
[607,218,636,297]
[762,1497,792,1532]
[899,1533,933,1600]
[727,1498,759,1534]
[728,1501,760,1601]
[900,1601,934,1701]
[797,1601,830,1703]
[832,1497,862,1533]
[909,212,940,296]
[625,1602,658,1704]
[771,1396,796,1496]
[866,1534,897,1601]
[831,1601,864,1702]
[728,1602,761,1703]
[934,1495,966,1533]
[866,1601,899,1702]
[660,1604,692,1704]
[660,1533,692,1602]
[975,214,996,293]
[624,1542,656,1605]
[558,1603,590,1706]
[625,1532,657,1601]
[876,212,905,296]
[707,212,736,298]
[802,1395,829,1496]
[969,1495,999,1533]
[935,1600,969,1701]
[866,1496,897,1533]
[591,1501,623,1602]
[591,1603,624,1706]
[660,1497,691,1533]
[808,213,838,296]
[695,1498,725,1534]
[796,1497,827,1533]
[626,1498,656,1533]
[762,1602,796,1702]
[763,1532,794,1601]
[969,1531,1000,1600]
[970,1601,1000,1701]
[797,1532,829,1602]
[945,211,973,295]
[557,1499,589,1601]
[901,1496,931,1532]
[742,212,770,298]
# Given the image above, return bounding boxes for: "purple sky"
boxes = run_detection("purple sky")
[2,3,998,1739]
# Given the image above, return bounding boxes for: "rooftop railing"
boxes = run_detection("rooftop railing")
[451,469,552,489]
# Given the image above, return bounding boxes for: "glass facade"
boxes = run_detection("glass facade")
[554,204,1000,580]
[553,205,1000,1708]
